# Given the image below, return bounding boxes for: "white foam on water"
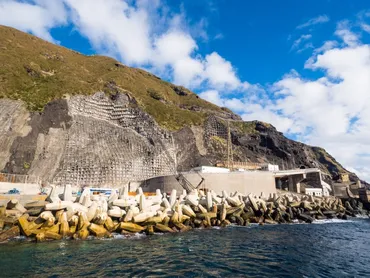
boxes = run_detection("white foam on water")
[111,232,147,240]
[312,218,356,224]
[354,214,370,219]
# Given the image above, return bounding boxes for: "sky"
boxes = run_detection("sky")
[1,0,370,180]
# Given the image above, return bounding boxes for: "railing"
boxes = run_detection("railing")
[216,161,267,169]
[0,173,41,184]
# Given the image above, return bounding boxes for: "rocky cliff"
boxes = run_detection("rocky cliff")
[0,25,356,186]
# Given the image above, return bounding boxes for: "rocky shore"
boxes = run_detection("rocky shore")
[1,186,369,243]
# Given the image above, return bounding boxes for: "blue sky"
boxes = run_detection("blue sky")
[1,0,370,180]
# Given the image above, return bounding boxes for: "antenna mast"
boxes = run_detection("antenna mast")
[227,120,233,170]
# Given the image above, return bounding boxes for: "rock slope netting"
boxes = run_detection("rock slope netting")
[0,25,357,185]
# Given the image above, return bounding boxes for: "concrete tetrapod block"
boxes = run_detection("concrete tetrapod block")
[133,211,155,223]
[60,212,70,237]
[62,185,73,202]
[123,209,134,222]
[182,205,196,218]
[171,211,179,224]
[7,199,27,214]
[113,199,137,208]
[87,202,98,222]
[108,207,124,218]
[104,217,116,232]
[18,214,44,237]
[185,194,199,207]
[45,201,73,211]
[169,189,177,208]
[162,198,171,209]
[139,194,146,212]
[108,190,118,205]
[155,223,175,233]
[78,212,90,231]
[93,212,108,225]
[0,226,20,242]
[79,188,92,207]
[198,204,207,214]
[88,223,109,238]
[118,222,145,233]
[46,185,61,203]
[206,192,213,212]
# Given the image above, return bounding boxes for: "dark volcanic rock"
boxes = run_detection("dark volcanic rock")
[4,99,71,174]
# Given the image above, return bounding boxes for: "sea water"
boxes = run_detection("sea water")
[1,219,370,277]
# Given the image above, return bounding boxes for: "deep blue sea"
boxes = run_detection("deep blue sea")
[1,218,370,278]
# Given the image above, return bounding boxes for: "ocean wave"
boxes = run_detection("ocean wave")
[312,218,356,224]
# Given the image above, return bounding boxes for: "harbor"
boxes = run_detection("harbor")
[1,179,369,243]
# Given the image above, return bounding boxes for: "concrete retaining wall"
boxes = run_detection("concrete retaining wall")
[0,194,47,206]
[0,182,40,194]
[140,171,276,196]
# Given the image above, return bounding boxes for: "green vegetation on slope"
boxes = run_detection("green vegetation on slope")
[0,26,225,130]
[312,147,349,175]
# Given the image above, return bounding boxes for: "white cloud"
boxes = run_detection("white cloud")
[200,23,370,180]
[296,14,330,29]
[241,105,294,134]
[267,42,370,180]
[335,20,360,47]
[361,23,370,33]
[65,0,152,64]
[63,0,248,90]
[0,0,247,91]
[0,0,68,42]
[291,34,312,51]
[204,52,243,90]
[198,90,224,107]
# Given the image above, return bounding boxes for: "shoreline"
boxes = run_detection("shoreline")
[2,217,368,245]
[1,185,369,244]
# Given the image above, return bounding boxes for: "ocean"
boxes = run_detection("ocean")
[1,218,369,277]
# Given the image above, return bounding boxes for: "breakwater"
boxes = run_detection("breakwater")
[0,185,369,243]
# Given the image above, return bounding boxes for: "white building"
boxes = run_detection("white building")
[191,166,230,174]
[262,164,280,172]
[305,187,323,197]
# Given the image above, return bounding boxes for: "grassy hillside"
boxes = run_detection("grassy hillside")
[0,25,225,130]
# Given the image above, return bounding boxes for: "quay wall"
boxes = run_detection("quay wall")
[0,182,40,195]
[140,171,276,196]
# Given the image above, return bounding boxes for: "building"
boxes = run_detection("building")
[305,187,323,197]
[191,166,230,174]
[274,168,332,197]
[140,170,276,196]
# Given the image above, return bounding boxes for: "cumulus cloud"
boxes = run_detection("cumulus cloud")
[201,20,370,180]
[335,20,360,47]
[63,0,249,90]
[0,0,68,42]
[291,34,313,53]
[0,0,248,91]
[65,0,152,64]
[296,14,330,29]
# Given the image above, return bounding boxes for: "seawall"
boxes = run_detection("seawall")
[140,171,276,196]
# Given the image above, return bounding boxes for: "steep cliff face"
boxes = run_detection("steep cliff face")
[0,25,357,185]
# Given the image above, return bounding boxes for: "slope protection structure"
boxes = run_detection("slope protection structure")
[0,92,177,186]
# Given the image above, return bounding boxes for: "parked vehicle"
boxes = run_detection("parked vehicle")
[8,188,20,194]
